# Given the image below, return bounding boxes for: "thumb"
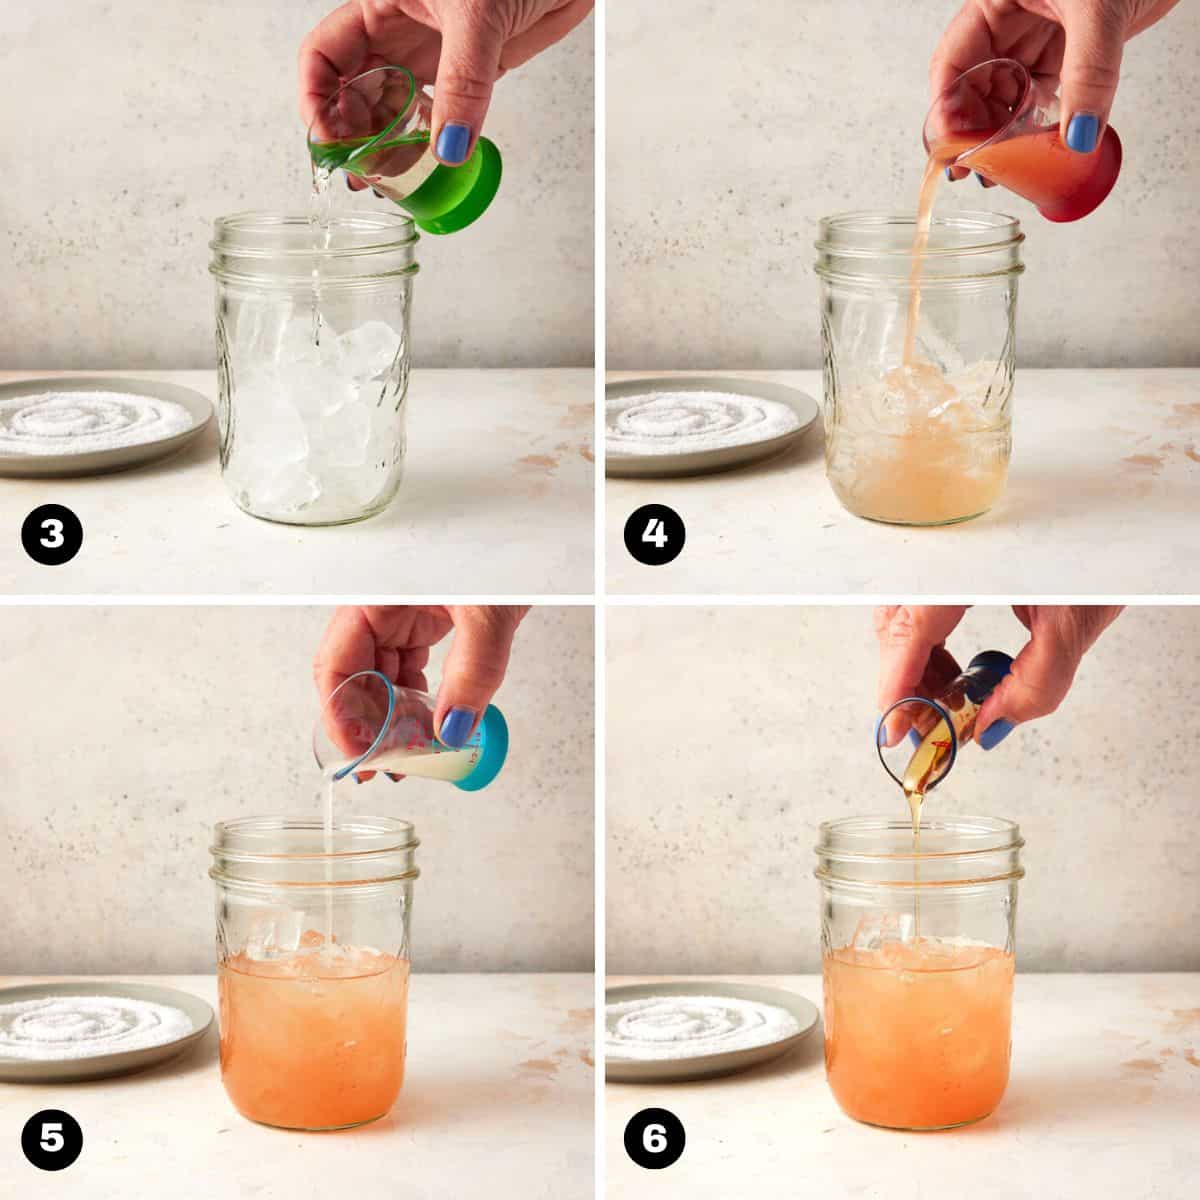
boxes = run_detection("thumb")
[434,607,527,747]
[1058,4,1125,152]
[431,12,505,165]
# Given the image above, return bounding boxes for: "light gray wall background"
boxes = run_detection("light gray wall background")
[608,605,1200,974]
[0,2,593,369]
[608,0,1200,368]
[0,605,594,974]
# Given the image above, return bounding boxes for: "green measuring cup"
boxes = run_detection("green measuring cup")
[307,64,502,235]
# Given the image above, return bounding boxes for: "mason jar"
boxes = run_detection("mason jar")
[210,814,419,1130]
[814,815,1024,1131]
[814,211,1024,525]
[210,212,419,525]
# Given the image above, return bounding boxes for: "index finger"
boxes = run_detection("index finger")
[875,606,969,743]
[929,2,996,99]
[298,3,372,128]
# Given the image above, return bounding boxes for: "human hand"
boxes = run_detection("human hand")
[875,605,1123,749]
[300,0,593,166]
[931,0,1180,182]
[314,605,529,779]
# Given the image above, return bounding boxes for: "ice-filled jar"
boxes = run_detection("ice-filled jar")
[814,211,1024,525]
[210,212,419,525]
[814,815,1024,1130]
[210,815,419,1130]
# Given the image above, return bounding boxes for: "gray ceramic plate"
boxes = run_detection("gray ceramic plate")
[0,376,213,479]
[605,376,819,479]
[605,980,820,1083]
[0,981,214,1083]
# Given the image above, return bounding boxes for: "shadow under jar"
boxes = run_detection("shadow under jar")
[210,212,419,525]
[210,815,419,1130]
[814,211,1024,525]
[814,816,1024,1131]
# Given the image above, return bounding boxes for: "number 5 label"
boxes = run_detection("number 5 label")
[21,1109,83,1170]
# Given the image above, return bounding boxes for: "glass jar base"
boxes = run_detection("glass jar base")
[241,1109,391,1132]
[847,1108,996,1133]
[229,494,395,527]
[849,504,994,527]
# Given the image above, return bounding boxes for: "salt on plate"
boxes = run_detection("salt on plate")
[0,390,194,457]
[0,995,193,1061]
[606,390,802,457]
[605,994,802,1061]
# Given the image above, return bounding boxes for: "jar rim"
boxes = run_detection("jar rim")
[211,813,419,862]
[815,814,1023,863]
[814,209,1024,259]
[210,210,419,259]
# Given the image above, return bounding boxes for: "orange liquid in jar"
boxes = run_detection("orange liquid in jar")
[218,940,409,1130]
[823,938,1014,1129]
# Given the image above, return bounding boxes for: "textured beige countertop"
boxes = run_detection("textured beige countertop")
[606,368,1200,595]
[0,369,593,596]
[0,972,594,1199]
[605,973,1200,1199]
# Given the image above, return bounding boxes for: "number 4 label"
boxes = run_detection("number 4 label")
[624,505,685,566]
[642,518,668,548]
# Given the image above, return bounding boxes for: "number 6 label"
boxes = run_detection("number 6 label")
[624,1107,685,1169]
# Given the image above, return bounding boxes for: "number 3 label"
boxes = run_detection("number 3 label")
[20,505,83,566]
[40,519,65,549]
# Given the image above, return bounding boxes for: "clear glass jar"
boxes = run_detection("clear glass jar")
[814,211,1024,525]
[210,815,419,1130]
[814,815,1024,1131]
[210,212,419,526]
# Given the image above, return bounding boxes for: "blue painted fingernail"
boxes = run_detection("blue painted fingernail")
[974,171,988,186]
[1066,113,1099,154]
[353,772,363,784]
[944,166,954,181]
[908,728,923,748]
[439,706,477,749]
[436,122,471,165]
[978,719,1015,751]
[873,713,885,745]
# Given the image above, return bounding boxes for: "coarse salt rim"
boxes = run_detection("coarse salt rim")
[605,994,801,1061]
[0,995,194,1061]
[0,390,195,457]
[606,390,802,457]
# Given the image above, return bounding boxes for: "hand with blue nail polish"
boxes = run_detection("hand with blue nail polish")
[314,604,529,782]
[300,1,593,166]
[876,605,1123,753]
[930,1,1180,158]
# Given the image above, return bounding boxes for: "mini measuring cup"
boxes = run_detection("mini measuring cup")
[876,696,959,793]
[314,669,508,791]
[307,65,502,235]
[922,58,1121,222]
[875,650,1014,791]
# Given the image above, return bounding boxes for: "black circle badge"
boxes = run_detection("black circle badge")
[21,1110,83,1171]
[623,1107,685,1170]
[21,504,83,566]
[623,504,685,566]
